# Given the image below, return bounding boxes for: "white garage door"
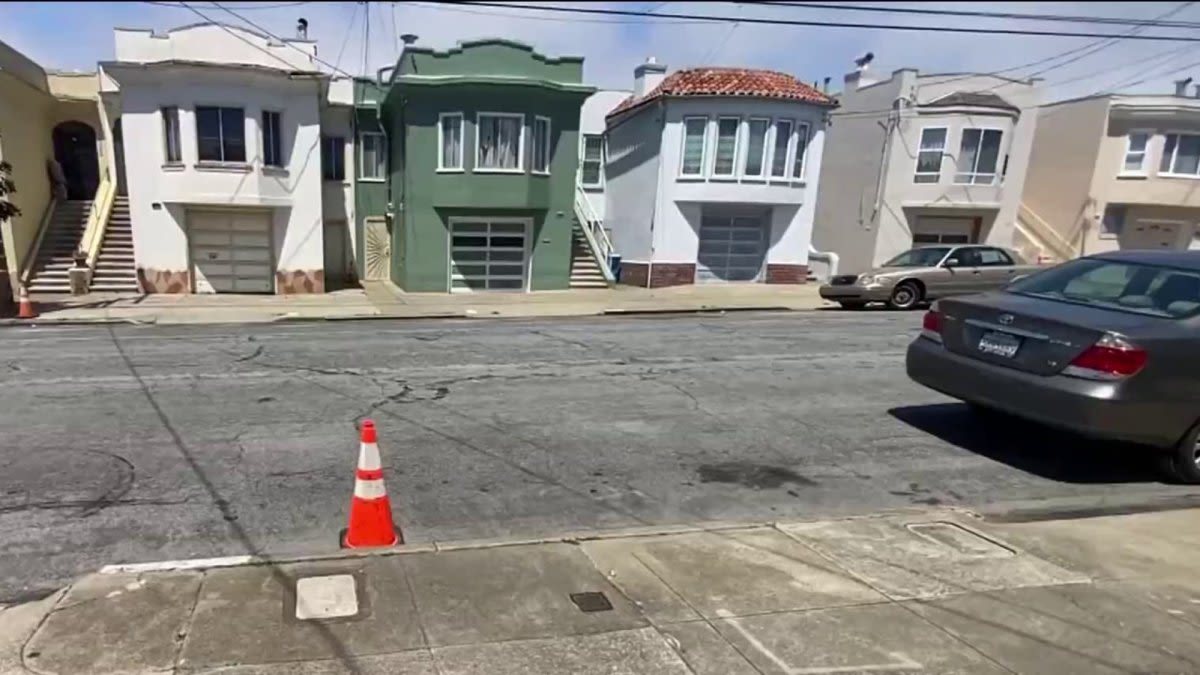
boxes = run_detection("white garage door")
[449,218,529,292]
[189,211,273,293]
[912,216,975,245]
[696,214,767,283]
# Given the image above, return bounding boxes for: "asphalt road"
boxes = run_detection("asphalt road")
[1,311,1195,602]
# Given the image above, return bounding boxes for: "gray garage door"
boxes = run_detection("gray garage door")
[449,218,529,292]
[189,210,273,293]
[696,213,767,283]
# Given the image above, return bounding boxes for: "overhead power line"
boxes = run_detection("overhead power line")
[750,1,1200,30]
[147,1,312,9]
[208,0,358,78]
[449,1,1200,42]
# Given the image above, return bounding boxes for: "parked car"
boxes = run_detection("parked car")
[819,245,1042,310]
[906,250,1200,483]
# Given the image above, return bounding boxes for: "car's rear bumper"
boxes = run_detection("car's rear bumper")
[906,336,1187,448]
[819,285,892,303]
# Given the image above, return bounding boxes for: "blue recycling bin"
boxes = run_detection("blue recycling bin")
[608,254,622,282]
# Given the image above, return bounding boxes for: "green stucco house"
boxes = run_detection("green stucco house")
[373,39,601,292]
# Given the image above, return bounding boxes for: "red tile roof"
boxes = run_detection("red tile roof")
[607,67,836,121]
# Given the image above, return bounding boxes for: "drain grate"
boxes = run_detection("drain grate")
[569,591,613,613]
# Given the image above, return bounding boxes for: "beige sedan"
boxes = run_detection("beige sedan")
[819,245,1041,310]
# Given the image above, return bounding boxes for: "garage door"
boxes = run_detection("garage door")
[912,216,975,245]
[189,211,273,293]
[696,214,767,283]
[449,219,529,292]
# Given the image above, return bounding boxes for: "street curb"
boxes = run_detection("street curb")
[98,507,955,576]
[602,305,797,316]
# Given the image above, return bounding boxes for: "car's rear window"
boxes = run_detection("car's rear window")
[1008,258,1200,318]
[883,247,950,267]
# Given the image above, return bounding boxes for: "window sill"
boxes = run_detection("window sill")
[262,166,289,177]
[436,168,465,174]
[162,163,185,172]
[322,177,348,183]
[1099,233,1120,240]
[1158,173,1200,180]
[531,170,551,177]
[741,176,768,183]
[580,183,604,191]
[195,161,252,173]
[677,174,707,182]
[473,168,525,174]
[1116,172,1147,180]
[358,177,386,183]
[710,175,739,182]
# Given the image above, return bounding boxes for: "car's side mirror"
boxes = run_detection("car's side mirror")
[943,258,961,268]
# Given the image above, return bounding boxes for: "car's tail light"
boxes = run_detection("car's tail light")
[920,307,943,343]
[1064,333,1147,381]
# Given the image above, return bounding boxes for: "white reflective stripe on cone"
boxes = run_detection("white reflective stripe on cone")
[354,478,388,500]
[357,442,382,471]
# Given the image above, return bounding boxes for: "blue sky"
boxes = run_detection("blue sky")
[2,1,1197,100]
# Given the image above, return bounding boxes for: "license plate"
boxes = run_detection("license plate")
[978,330,1021,358]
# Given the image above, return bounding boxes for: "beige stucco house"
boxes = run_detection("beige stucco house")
[812,65,1041,275]
[0,39,107,300]
[1020,82,1200,261]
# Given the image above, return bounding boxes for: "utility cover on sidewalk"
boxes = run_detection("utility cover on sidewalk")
[295,574,358,620]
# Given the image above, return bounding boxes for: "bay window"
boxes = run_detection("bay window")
[712,117,740,176]
[743,118,769,177]
[439,113,463,171]
[1160,133,1200,177]
[770,119,793,178]
[476,113,524,171]
[792,122,810,179]
[531,116,551,174]
[914,127,946,183]
[680,116,708,176]
[954,128,1002,185]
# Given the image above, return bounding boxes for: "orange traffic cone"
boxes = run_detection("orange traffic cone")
[17,284,36,320]
[342,419,401,548]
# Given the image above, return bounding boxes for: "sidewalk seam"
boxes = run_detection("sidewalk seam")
[769,523,1022,675]
[171,570,207,673]
[18,588,68,675]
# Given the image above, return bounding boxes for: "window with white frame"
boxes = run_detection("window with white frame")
[476,113,524,171]
[791,122,810,180]
[914,127,946,183]
[196,106,245,163]
[321,136,345,181]
[1122,131,1150,175]
[438,113,463,171]
[1160,133,1200,177]
[261,110,283,168]
[743,118,769,178]
[531,116,551,174]
[770,119,793,178]
[680,117,708,176]
[954,128,1003,185]
[161,106,181,164]
[580,134,604,187]
[360,132,385,180]
[712,117,740,176]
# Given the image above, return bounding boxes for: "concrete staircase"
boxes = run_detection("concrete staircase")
[27,199,91,294]
[569,226,609,289]
[91,196,138,292]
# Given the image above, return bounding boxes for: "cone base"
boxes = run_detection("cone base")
[342,497,401,549]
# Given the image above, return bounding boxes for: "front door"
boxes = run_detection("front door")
[696,212,768,283]
[52,121,99,200]
[113,119,128,196]
[323,220,351,290]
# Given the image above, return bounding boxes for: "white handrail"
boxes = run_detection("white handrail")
[1017,202,1077,261]
[573,184,615,284]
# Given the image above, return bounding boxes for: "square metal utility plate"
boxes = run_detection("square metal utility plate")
[570,591,614,613]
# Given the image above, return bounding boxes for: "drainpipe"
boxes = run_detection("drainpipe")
[808,246,839,280]
[646,98,666,286]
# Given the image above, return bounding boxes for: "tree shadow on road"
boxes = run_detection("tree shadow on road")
[889,403,1163,484]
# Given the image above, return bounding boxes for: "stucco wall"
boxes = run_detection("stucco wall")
[114,24,316,70]
[812,74,904,274]
[319,103,355,253]
[0,73,53,284]
[1022,97,1109,251]
[578,89,629,220]
[111,65,325,286]
[653,97,828,265]
[603,102,661,262]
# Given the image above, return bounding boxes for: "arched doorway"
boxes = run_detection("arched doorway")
[112,119,128,196]
[52,121,99,200]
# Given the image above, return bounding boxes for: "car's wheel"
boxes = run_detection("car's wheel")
[1163,422,1200,484]
[888,281,922,310]
[839,301,867,310]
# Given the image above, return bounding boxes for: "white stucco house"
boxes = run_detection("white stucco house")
[577,88,630,221]
[603,59,836,287]
[99,22,330,293]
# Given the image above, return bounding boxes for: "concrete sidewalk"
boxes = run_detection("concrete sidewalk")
[3,508,1200,674]
[3,283,832,326]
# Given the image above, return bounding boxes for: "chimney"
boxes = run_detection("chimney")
[844,52,877,90]
[296,17,308,40]
[1174,77,1192,96]
[823,76,831,93]
[634,56,667,97]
